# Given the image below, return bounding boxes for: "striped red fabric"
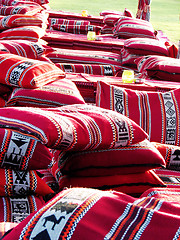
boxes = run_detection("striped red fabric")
[0,5,42,16]
[48,17,90,29]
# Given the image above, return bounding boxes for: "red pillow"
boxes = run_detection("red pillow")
[37,169,59,193]
[155,168,180,188]
[6,78,85,107]
[103,14,122,27]
[0,5,42,15]
[0,40,53,59]
[135,55,180,82]
[0,53,66,88]
[0,104,148,151]
[121,48,140,66]
[0,26,46,42]
[51,139,165,177]
[96,81,180,145]
[0,195,45,223]
[0,128,53,170]
[0,168,54,197]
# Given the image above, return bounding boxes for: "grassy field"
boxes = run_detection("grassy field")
[49,0,180,44]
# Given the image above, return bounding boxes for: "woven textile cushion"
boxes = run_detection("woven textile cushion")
[51,139,165,177]
[0,5,42,15]
[121,48,141,66]
[0,40,53,59]
[37,169,59,193]
[96,81,180,145]
[0,168,54,197]
[56,170,165,196]
[0,128,53,170]
[103,14,123,27]
[0,104,148,151]
[0,14,44,30]
[152,142,180,171]
[0,195,45,223]
[113,16,156,39]
[124,37,169,56]
[154,168,180,188]
[135,55,180,82]
[0,53,65,88]
[6,78,85,107]
[0,26,46,42]
[48,18,90,29]
[4,187,180,240]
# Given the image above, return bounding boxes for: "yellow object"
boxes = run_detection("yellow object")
[122,70,135,83]
[87,31,96,41]
[81,10,88,17]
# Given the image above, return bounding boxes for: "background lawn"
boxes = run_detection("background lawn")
[49,0,180,44]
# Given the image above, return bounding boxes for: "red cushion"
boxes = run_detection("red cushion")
[135,55,180,82]
[51,139,165,177]
[121,48,140,66]
[0,168,54,197]
[48,18,90,29]
[0,5,42,15]
[0,104,148,151]
[6,78,85,107]
[0,40,53,59]
[0,0,49,6]
[0,53,65,88]
[37,169,59,193]
[0,128,53,170]
[96,81,180,145]
[103,14,122,27]
[155,168,180,188]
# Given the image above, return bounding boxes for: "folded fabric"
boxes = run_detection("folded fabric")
[0,104,148,151]
[51,139,165,177]
[135,55,180,82]
[0,40,53,59]
[154,168,180,188]
[0,128,53,170]
[96,81,180,145]
[0,53,65,88]
[4,187,180,240]
[6,78,85,107]
[56,170,165,196]
[0,168,54,197]
[0,195,45,223]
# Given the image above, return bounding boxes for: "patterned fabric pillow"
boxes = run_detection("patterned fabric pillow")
[135,55,180,82]
[0,104,148,151]
[0,53,65,88]
[0,0,48,6]
[0,128,53,170]
[103,14,123,27]
[6,78,85,107]
[154,168,180,188]
[55,63,122,76]
[152,142,180,171]
[51,139,165,177]
[0,168,54,197]
[0,14,44,30]
[0,26,46,42]
[0,195,45,223]
[113,16,156,39]
[124,37,169,56]
[0,5,42,15]
[96,81,180,145]
[37,169,59,193]
[5,187,180,240]
[121,48,141,66]
[0,40,53,59]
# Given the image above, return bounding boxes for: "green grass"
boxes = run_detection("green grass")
[49,0,180,44]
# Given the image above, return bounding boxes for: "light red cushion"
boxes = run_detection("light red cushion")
[135,55,180,82]
[0,5,42,15]
[48,18,90,29]
[0,128,54,170]
[51,139,165,177]
[96,81,180,145]
[121,48,140,66]
[6,78,85,107]
[0,104,148,151]
[0,53,65,88]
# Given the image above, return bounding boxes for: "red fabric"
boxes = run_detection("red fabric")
[4,187,180,240]
[0,26,46,42]
[6,78,85,107]
[51,139,165,177]
[37,169,59,193]
[0,5,42,15]
[152,142,180,171]
[56,63,122,76]
[0,40,53,59]
[0,0,49,5]
[121,48,140,66]
[124,37,169,56]
[100,24,113,34]
[57,170,165,196]
[113,16,156,39]
[0,168,54,197]
[0,128,53,170]
[96,81,180,145]
[48,18,90,29]
[103,14,123,27]
[155,169,180,188]
[135,55,180,82]
[0,104,148,151]
[0,53,66,88]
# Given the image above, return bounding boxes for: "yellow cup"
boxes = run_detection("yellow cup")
[87,31,96,41]
[81,10,88,17]
[122,70,134,83]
